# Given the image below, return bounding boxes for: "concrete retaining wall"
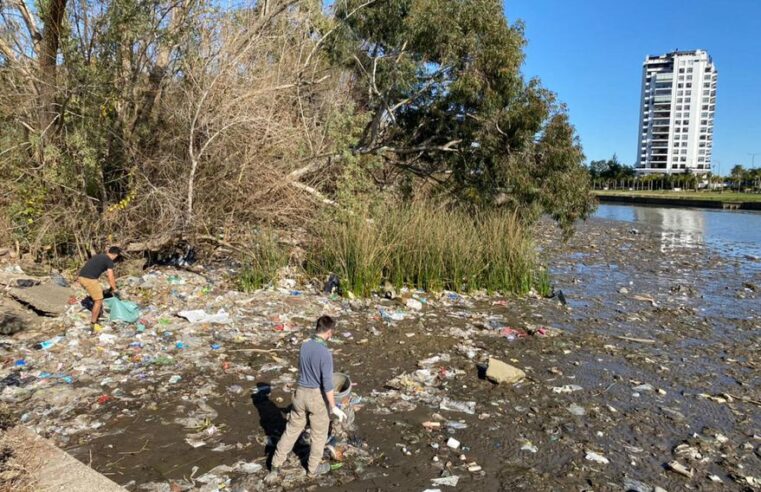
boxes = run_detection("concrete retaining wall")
[595,193,761,211]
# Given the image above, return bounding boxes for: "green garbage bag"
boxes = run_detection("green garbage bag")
[104,297,140,324]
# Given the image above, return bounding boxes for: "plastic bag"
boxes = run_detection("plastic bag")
[104,297,141,323]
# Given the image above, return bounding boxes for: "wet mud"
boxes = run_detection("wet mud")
[3,216,760,491]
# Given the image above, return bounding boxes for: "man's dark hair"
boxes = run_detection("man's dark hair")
[108,246,123,256]
[315,315,336,334]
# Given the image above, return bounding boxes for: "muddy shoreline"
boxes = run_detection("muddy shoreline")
[2,216,759,491]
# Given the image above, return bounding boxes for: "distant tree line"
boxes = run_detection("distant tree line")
[588,156,761,193]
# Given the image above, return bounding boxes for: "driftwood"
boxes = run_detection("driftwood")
[614,335,656,344]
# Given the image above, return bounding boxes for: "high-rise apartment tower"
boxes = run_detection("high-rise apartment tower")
[636,50,717,174]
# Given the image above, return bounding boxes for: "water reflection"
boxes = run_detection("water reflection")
[593,204,761,259]
[632,207,704,251]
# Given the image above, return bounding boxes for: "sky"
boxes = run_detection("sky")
[504,0,761,175]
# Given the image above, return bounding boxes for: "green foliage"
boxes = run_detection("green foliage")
[326,102,383,214]
[589,154,636,180]
[236,230,288,292]
[308,203,544,297]
[330,0,594,231]
[730,165,744,179]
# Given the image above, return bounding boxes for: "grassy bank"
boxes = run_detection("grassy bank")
[594,190,761,203]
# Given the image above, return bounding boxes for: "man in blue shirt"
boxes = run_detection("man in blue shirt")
[266,315,346,480]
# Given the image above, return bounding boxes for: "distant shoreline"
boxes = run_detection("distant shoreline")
[593,191,761,210]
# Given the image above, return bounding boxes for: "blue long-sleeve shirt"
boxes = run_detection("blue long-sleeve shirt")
[297,337,333,393]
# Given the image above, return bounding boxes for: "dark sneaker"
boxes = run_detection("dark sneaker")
[264,466,280,484]
[308,463,331,477]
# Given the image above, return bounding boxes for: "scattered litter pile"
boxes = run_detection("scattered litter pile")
[0,259,564,490]
[0,212,759,492]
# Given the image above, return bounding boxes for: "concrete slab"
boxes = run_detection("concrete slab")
[0,298,37,335]
[8,282,73,316]
[10,426,127,491]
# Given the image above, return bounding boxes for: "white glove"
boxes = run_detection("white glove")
[331,406,347,422]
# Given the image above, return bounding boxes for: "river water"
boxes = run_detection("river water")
[594,203,761,261]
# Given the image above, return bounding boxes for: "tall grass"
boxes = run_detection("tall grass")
[309,204,547,297]
[237,230,288,292]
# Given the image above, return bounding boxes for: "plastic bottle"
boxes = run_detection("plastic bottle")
[35,336,63,350]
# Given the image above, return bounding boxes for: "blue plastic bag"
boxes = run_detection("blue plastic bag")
[104,297,141,324]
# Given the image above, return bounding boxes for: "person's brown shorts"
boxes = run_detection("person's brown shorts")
[78,277,104,301]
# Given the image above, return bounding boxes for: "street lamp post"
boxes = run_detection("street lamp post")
[712,160,722,192]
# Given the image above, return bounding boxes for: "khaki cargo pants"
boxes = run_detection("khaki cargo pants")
[271,386,329,474]
[78,277,104,301]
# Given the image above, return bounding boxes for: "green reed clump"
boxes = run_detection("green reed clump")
[309,203,547,297]
[237,230,288,292]
[308,213,391,297]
